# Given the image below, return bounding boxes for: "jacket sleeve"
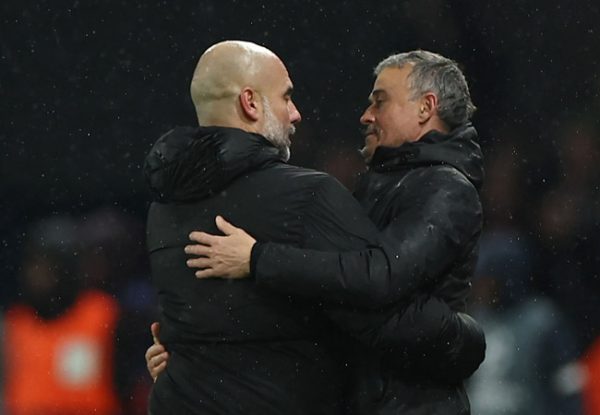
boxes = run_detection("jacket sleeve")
[248,173,391,308]
[254,170,482,308]
[325,296,486,382]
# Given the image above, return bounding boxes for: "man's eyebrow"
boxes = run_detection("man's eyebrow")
[369,89,386,102]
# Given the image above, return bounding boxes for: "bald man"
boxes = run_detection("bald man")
[188,41,295,161]
[144,42,483,414]
[145,40,373,414]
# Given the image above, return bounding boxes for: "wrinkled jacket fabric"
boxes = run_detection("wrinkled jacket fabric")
[252,124,485,414]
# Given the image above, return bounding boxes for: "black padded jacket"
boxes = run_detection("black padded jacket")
[144,126,484,415]
[251,124,485,414]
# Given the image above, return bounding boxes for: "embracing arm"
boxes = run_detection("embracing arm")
[185,173,485,380]
[325,296,486,382]
[188,220,486,381]
[189,173,390,301]
[253,172,482,308]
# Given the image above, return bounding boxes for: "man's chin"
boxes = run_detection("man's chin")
[359,145,374,163]
[360,135,378,163]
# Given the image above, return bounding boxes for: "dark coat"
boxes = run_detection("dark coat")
[144,126,380,414]
[251,124,485,414]
[144,125,485,414]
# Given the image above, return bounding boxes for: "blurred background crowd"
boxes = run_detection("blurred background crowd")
[1,0,599,414]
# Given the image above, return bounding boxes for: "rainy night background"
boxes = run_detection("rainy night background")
[1,0,600,413]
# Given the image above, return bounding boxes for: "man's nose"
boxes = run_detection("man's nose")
[360,108,373,125]
[289,101,302,124]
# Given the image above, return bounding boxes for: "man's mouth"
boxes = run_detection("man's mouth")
[363,127,379,140]
[363,130,379,145]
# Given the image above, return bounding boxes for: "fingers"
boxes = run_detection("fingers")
[146,343,166,359]
[145,344,166,374]
[189,231,220,245]
[147,323,168,382]
[195,268,218,279]
[152,361,167,383]
[186,220,254,280]
[216,216,256,243]
[150,351,169,368]
[215,215,237,236]
[184,243,212,256]
[186,257,214,269]
[150,322,161,344]
[146,346,169,382]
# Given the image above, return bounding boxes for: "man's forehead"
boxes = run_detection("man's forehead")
[276,60,293,81]
[280,63,295,92]
[277,74,293,94]
[369,66,411,96]
[376,67,404,84]
[369,76,393,99]
[262,59,292,89]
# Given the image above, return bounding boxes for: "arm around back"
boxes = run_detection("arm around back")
[253,170,482,308]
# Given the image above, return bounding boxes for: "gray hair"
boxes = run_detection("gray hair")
[375,50,476,128]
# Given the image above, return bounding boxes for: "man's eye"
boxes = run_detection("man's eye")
[374,100,384,108]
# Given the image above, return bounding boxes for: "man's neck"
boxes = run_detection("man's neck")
[417,119,449,141]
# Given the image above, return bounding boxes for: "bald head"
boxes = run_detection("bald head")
[190,40,280,126]
[189,40,301,161]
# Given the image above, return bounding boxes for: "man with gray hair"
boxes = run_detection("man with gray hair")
[172,49,485,414]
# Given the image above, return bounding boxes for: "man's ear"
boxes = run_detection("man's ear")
[418,92,438,124]
[239,87,260,121]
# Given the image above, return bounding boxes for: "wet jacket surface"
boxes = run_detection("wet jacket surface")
[251,124,485,414]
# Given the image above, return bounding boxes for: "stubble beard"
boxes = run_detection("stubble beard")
[359,127,380,163]
[262,97,293,162]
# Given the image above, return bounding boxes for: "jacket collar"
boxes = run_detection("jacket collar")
[368,123,484,189]
[144,126,282,202]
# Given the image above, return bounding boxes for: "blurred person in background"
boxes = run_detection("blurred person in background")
[0,216,121,415]
[466,230,584,415]
[534,118,600,350]
[78,207,157,415]
[533,118,600,415]
[479,134,527,232]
